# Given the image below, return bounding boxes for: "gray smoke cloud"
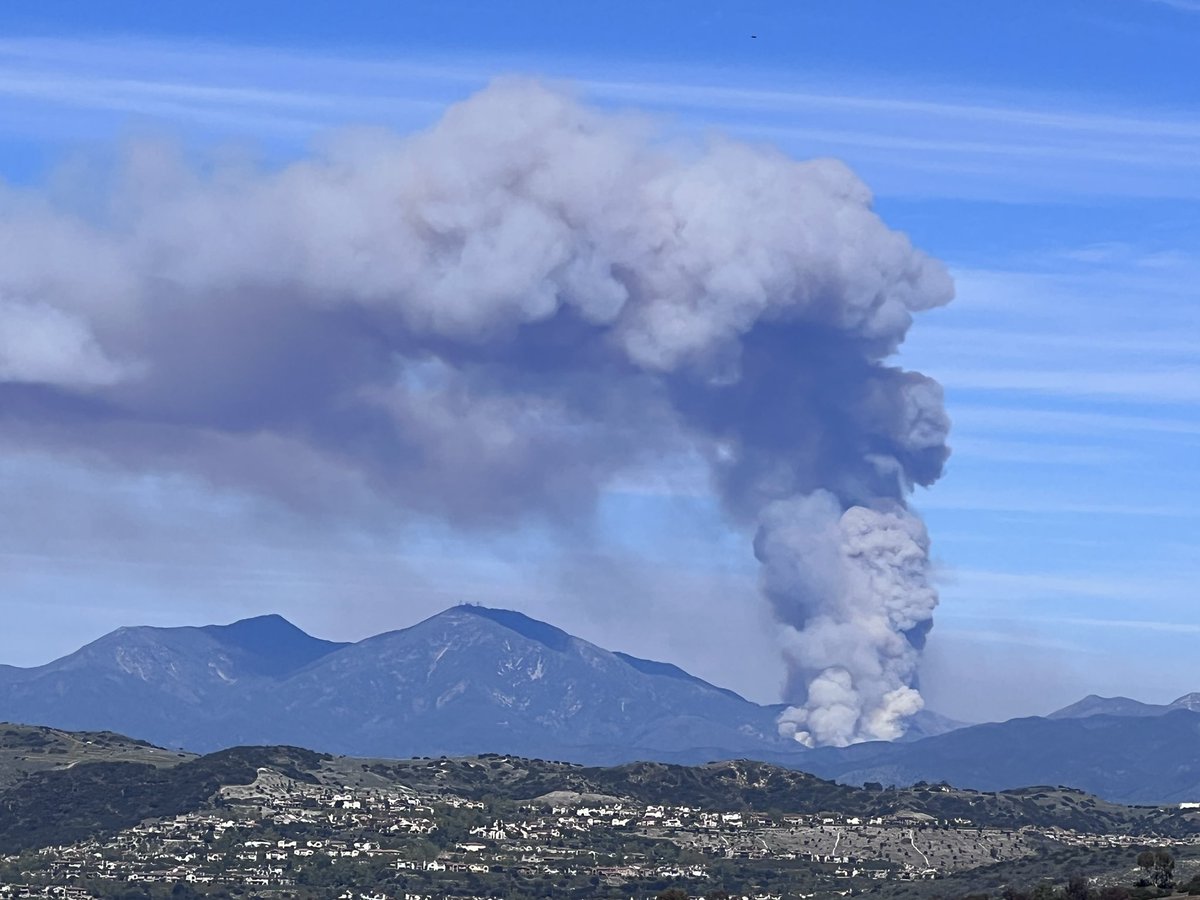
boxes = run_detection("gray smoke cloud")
[0,79,952,745]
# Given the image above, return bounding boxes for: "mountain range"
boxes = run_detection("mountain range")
[0,606,813,763]
[1,606,1197,804]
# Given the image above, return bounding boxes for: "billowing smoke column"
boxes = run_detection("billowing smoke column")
[0,80,951,745]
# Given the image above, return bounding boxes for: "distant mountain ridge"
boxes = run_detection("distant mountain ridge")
[196,615,350,677]
[800,709,1200,805]
[1048,692,1200,720]
[0,615,349,740]
[0,605,816,764]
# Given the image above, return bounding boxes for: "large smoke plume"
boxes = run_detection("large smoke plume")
[0,80,951,746]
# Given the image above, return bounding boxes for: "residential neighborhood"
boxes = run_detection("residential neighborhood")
[2,760,1195,900]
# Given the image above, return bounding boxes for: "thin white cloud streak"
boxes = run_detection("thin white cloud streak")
[941,567,1200,604]
[1050,615,1200,634]
[1047,242,1193,268]
[0,71,449,131]
[917,325,1200,360]
[935,367,1200,404]
[1139,0,1200,11]
[944,266,1200,321]
[942,611,1200,638]
[580,70,1200,141]
[15,36,1200,137]
[928,626,1090,654]
[1,36,1199,199]
[0,77,428,139]
[948,437,1130,466]
[949,404,1200,438]
[904,263,1200,408]
[0,37,484,147]
[0,73,346,110]
[741,121,1198,168]
[916,493,1198,518]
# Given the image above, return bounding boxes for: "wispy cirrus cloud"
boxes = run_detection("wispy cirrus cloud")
[919,493,1197,519]
[949,405,1200,438]
[941,567,1200,605]
[1139,0,1200,11]
[934,367,1200,404]
[1,36,1199,200]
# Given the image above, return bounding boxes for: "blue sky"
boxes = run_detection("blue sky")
[1,0,1198,723]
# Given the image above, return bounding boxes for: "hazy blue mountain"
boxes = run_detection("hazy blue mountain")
[1170,693,1200,712]
[0,606,803,764]
[196,615,349,677]
[1049,692,1200,720]
[0,616,348,747]
[800,710,1200,805]
[897,708,972,741]
[228,605,799,762]
[1048,694,1171,719]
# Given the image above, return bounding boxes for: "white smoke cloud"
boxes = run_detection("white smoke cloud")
[761,494,938,746]
[0,78,952,744]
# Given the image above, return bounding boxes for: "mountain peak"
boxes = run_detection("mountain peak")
[450,605,573,652]
[1170,692,1200,711]
[443,605,754,705]
[1047,694,1164,719]
[199,614,348,677]
[202,613,308,641]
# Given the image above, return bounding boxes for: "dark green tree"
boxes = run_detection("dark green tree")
[1136,849,1174,889]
